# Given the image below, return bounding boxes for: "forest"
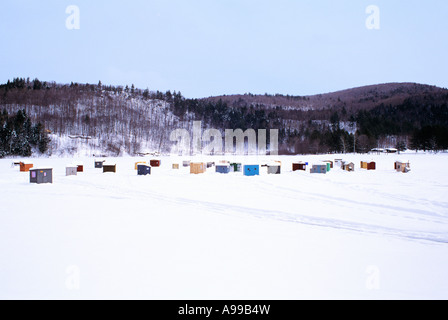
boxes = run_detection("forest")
[173,93,448,154]
[0,108,50,157]
[0,77,447,156]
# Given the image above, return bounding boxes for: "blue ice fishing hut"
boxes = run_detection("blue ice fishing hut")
[137,164,151,176]
[310,164,327,174]
[216,164,231,174]
[244,165,260,176]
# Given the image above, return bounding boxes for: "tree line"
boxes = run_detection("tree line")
[170,94,448,154]
[1,78,447,155]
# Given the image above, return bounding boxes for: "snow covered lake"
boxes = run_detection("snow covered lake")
[1,153,448,299]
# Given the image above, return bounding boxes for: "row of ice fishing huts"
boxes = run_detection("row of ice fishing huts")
[294,159,410,174]
[177,160,278,176]
[174,158,411,175]
[13,159,163,184]
[13,158,411,185]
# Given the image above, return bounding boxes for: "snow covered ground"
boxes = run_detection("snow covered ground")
[1,152,448,299]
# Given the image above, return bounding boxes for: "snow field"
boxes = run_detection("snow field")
[0,152,447,299]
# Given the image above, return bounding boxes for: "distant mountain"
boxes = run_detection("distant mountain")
[1,79,447,156]
[200,83,448,154]
[203,83,448,112]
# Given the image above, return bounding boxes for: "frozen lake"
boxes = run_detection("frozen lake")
[1,152,447,299]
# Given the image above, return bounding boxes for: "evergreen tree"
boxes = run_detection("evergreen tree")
[0,109,50,158]
[33,78,42,90]
[143,88,150,99]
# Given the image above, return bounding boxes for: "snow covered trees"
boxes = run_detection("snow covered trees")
[0,109,50,157]
[1,79,447,155]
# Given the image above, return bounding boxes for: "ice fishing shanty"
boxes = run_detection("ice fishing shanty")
[361,161,376,170]
[66,166,78,176]
[334,159,344,167]
[230,163,242,172]
[244,165,260,176]
[267,162,281,174]
[342,162,355,172]
[292,162,307,172]
[322,160,334,170]
[216,163,231,174]
[20,162,34,172]
[135,161,147,170]
[190,162,206,174]
[395,161,411,173]
[183,160,191,167]
[150,160,161,167]
[30,168,53,184]
[207,162,215,168]
[95,160,106,168]
[103,164,117,173]
[310,164,327,174]
[137,164,151,176]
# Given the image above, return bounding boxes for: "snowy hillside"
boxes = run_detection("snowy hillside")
[2,80,447,156]
[1,82,190,156]
[1,152,447,299]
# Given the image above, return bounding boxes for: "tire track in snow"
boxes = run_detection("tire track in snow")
[153,191,448,244]
[62,175,448,244]
[73,178,448,244]
[256,178,448,225]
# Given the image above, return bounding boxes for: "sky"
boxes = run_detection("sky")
[1,0,447,98]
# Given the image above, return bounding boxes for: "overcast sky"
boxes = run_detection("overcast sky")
[1,0,447,98]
